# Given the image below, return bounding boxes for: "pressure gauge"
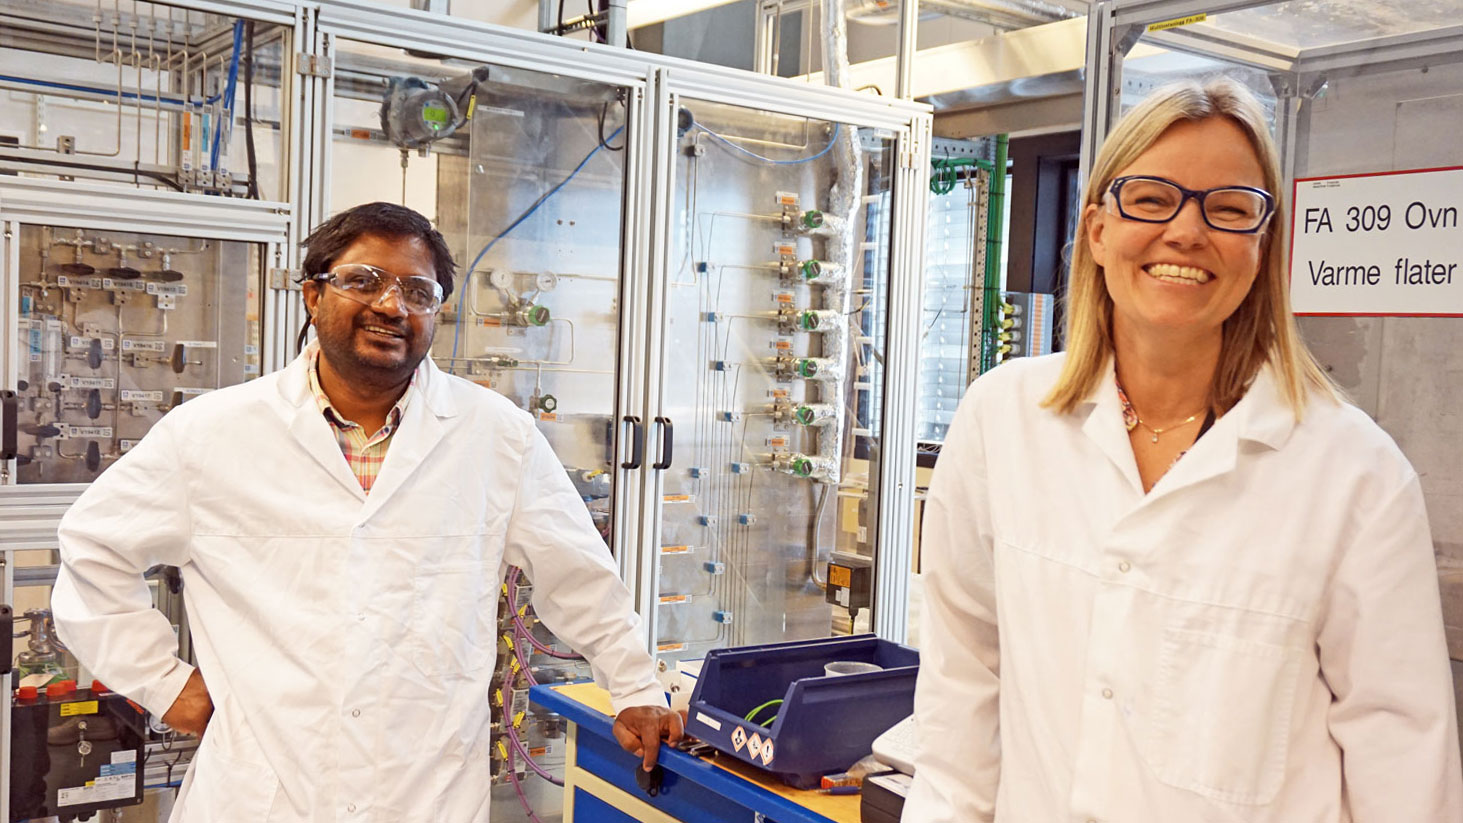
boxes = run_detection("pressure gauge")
[487,269,513,290]
[534,272,558,291]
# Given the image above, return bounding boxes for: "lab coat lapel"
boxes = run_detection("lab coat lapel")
[1143,365,1294,503]
[277,350,368,502]
[1080,360,1145,495]
[356,356,457,522]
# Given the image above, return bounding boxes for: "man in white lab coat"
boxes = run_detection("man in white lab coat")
[51,202,681,822]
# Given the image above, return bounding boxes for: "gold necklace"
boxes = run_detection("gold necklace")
[1134,412,1203,444]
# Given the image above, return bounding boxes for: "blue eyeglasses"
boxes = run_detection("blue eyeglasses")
[1107,175,1275,234]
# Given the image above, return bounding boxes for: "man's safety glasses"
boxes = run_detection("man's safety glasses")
[314,263,444,315]
[1107,175,1275,234]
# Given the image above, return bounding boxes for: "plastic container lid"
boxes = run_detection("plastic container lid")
[824,661,884,677]
[90,680,110,694]
[17,686,38,700]
[46,682,69,699]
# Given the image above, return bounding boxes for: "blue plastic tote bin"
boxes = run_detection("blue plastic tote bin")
[684,634,919,788]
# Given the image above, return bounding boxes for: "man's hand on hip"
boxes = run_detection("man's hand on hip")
[612,705,684,771]
[162,669,214,736]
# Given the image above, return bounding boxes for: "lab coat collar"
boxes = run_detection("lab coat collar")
[276,344,460,511]
[1077,357,1296,501]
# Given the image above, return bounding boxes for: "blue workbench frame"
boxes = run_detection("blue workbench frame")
[530,684,845,823]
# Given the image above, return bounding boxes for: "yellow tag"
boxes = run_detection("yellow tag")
[663,494,691,503]
[829,565,852,589]
[1147,12,1206,32]
[465,94,477,121]
[657,642,686,653]
[659,594,690,604]
[539,412,558,422]
[661,545,690,555]
[60,701,98,718]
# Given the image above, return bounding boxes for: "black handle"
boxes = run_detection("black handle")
[1,605,11,675]
[1,389,16,461]
[652,416,674,470]
[620,415,644,470]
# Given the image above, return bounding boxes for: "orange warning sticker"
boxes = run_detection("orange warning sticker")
[661,545,691,555]
[767,436,788,449]
[775,292,795,304]
[658,642,687,653]
[829,565,852,588]
[774,340,793,351]
[663,494,691,503]
[538,412,558,422]
[659,594,690,604]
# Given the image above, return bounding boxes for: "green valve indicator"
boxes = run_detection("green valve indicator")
[801,210,825,230]
[526,305,551,326]
[798,311,820,331]
[792,457,814,477]
[796,359,819,378]
[800,260,822,280]
[795,406,816,425]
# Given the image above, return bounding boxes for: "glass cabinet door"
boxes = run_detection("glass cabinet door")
[9,224,262,483]
[647,98,897,665]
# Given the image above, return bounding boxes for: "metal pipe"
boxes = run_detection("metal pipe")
[895,0,918,99]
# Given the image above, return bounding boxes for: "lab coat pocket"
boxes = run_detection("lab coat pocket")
[178,733,280,821]
[406,555,497,679]
[1145,626,1301,805]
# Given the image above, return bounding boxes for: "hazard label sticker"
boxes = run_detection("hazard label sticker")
[747,733,764,759]
[731,726,747,752]
[760,740,775,765]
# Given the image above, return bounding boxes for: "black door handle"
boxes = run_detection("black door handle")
[1,605,12,675]
[652,416,674,470]
[621,415,644,469]
[1,390,17,461]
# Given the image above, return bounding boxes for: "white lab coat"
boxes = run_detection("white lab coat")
[904,353,1463,823]
[51,344,665,822]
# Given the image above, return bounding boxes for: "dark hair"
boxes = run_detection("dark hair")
[297,202,457,353]
[301,202,457,298]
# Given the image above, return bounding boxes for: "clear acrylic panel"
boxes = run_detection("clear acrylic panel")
[12,224,261,483]
[654,98,897,663]
[1204,0,1457,50]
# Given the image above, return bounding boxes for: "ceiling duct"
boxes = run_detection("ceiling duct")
[845,0,1074,30]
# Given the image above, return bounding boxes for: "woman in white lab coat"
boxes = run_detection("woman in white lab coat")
[903,78,1463,823]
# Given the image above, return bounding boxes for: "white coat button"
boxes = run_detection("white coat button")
[351,709,361,718]
[347,804,357,813]
[1102,688,1113,699]
[1118,561,1131,573]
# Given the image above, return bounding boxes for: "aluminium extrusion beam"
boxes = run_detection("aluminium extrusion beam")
[1106,0,1274,28]
[614,81,656,612]
[1293,23,1463,79]
[0,177,289,244]
[871,114,933,644]
[632,68,679,651]
[896,0,919,100]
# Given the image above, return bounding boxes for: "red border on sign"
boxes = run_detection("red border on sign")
[1289,165,1463,317]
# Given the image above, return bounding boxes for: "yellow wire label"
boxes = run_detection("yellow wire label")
[1148,13,1206,32]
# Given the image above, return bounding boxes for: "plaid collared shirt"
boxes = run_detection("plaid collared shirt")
[308,350,414,494]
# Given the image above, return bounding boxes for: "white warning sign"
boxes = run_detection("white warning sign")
[746,733,763,760]
[731,726,747,752]
[760,740,775,766]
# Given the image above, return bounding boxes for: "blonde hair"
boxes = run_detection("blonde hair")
[1043,77,1337,418]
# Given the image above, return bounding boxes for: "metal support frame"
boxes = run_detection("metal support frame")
[895,1,919,100]
[1081,0,1463,191]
